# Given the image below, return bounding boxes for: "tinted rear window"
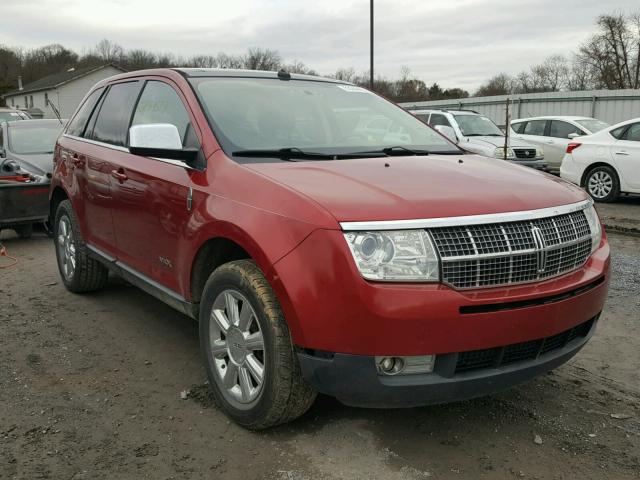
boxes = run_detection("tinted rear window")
[91,82,141,146]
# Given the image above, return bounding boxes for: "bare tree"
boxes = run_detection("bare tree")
[243,48,282,71]
[93,39,124,64]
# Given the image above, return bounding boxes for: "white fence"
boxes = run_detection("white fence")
[399,89,640,127]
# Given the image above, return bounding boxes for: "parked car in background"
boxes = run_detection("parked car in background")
[412,109,547,170]
[0,119,60,239]
[0,107,31,123]
[0,119,65,177]
[561,118,640,202]
[511,116,610,175]
[51,69,608,429]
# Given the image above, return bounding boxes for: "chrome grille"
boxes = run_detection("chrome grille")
[513,148,537,159]
[430,209,593,289]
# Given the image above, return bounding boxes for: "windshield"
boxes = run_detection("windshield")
[454,114,504,136]
[0,111,30,123]
[575,119,610,134]
[190,77,460,159]
[8,123,63,154]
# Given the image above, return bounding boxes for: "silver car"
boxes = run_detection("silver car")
[0,119,65,177]
[510,116,610,175]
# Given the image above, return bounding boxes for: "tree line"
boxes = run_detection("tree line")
[476,12,640,96]
[0,38,468,104]
[0,11,638,105]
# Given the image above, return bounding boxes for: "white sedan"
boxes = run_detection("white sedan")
[561,118,640,202]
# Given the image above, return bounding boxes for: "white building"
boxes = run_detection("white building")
[1,64,125,120]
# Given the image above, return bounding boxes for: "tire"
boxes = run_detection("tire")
[199,260,316,430]
[584,165,620,203]
[15,224,33,239]
[54,200,108,293]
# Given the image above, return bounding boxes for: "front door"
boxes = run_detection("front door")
[109,79,205,293]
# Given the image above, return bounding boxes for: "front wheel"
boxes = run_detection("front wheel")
[199,260,316,430]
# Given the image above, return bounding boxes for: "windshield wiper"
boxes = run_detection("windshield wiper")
[351,146,430,156]
[232,147,389,161]
[232,147,333,161]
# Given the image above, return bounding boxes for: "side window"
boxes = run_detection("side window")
[131,81,191,143]
[549,120,582,139]
[66,87,104,137]
[523,120,547,136]
[610,125,627,139]
[413,114,429,124]
[511,121,526,134]
[91,81,142,146]
[428,113,451,128]
[623,123,640,142]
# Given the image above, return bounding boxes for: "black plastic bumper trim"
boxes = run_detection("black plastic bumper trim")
[459,275,605,315]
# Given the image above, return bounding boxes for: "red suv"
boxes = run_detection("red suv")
[50,69,610,429]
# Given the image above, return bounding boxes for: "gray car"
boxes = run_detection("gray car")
[0,119,66,177]
[0,107,31,123]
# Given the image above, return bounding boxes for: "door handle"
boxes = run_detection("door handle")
[545,140,554,144]
[71,154,85,168]
[111,169,128,182]
[614,151,630,156]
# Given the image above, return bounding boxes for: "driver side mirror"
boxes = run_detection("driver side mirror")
[129,123,199,166]
[434,125,458,143]
[568,132,580,139]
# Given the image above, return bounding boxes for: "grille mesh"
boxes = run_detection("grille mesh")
[455,317,596,374]
[430,209,592,289]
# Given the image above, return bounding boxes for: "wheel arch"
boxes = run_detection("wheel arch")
[50,186,70,222]
[189,236,253,305]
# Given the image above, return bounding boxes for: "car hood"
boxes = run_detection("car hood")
[7,152,53,176]
[462,136,536,149]
[246,154,587,223]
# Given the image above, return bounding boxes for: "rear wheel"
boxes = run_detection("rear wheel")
[199,260,316,430]
[585,165,620,203]
[54,200,108,293]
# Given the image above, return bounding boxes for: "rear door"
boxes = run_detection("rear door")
[611,122,640,190]
[517,119,548,149]
[78,81,142,255]
[109,79,204,292]
[546,120,585,166]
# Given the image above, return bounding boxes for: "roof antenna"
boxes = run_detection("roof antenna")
[277,69,291,80]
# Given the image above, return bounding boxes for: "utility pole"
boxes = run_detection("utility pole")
[503,98,510,160]
[370,0,374,90]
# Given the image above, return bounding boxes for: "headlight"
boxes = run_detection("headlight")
[583,203,602,253]
[344,230,440,281]
[493,147,515,159]
[535,147,544,158]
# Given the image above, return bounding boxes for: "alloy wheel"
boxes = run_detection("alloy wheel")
[57,216,76,280]
[209,289,266,409]
[587,171,613,199]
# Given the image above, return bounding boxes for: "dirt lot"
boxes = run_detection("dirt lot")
[1,229,639,480]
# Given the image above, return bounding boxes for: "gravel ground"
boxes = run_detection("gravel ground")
[0,230,639,480]
[596,195,640,235]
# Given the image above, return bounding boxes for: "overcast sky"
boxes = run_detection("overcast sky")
[1,0,638,91]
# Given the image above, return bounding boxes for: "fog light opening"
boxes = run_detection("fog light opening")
[376,356,405,375]
[376,355,436,376]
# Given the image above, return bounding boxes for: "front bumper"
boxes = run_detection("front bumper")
[272,229,610,356]
[297,315,598,408]
[508,158,548,170]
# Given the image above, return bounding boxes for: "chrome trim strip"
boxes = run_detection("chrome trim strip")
[62,133,196,170]
[339,199,592,231]
[63,133,129,153]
